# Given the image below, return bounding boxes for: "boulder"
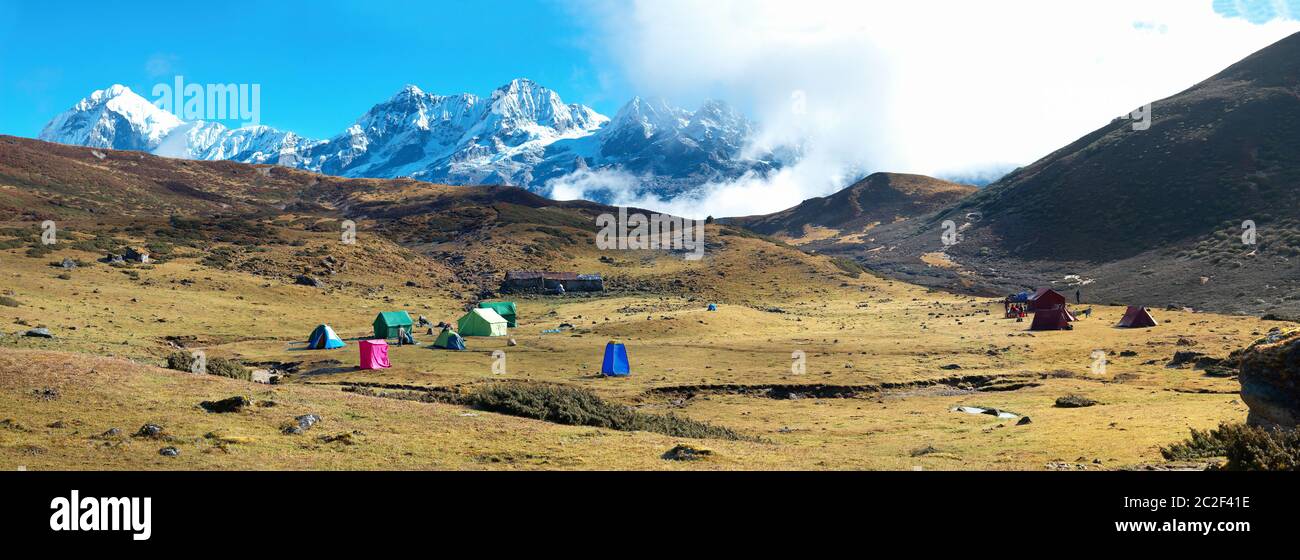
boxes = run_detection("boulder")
[23,328,53,338]
[282,413,321,435]
[295,275,321,288]
[661,444,715,461]
[1238,331,1300,429]
[134,423,164,438]
[158,446,179,457]
[1054,395,1098,408]
[199,396,251,413]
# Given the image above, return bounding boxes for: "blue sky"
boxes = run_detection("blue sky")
[3,0,1300,218]
[0,0,631,138]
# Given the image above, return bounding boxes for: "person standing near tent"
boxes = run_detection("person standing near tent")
[1075,288,1081,304]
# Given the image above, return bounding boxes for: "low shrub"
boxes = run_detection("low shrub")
[1054,395,1098,408]
[0,296,19,307]
[1161,422,1300,470]
[831,257,865,278]
[467,382,745,441]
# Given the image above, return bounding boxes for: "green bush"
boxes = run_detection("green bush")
[0,296,19,307]
[831,257,865,278]
[1161,422,1300,470]
[25,245,54,258]
[467,382,745,441]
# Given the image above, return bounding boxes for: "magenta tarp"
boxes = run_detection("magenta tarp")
[359,339,391,370]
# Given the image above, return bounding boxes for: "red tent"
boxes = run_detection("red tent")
[1028,288,1067,312]
[1030,306,1073,331]
[1117,306,1158,328]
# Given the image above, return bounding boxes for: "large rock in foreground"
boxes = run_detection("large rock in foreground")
[1238,330,1300,429]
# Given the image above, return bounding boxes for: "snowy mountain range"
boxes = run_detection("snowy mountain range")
[37,79,783,201]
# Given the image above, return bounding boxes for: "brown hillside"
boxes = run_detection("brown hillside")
[840,32,1300,315]
[727,172,975,240]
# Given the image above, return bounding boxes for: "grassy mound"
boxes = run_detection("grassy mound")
[165,350,251,381]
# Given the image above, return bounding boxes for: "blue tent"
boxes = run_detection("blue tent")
[307,324,345,349]
[601,342,630,376]
[707,303,718,311]
[1008,291,1031,303]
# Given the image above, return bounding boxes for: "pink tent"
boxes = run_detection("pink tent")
[359,339,391,370]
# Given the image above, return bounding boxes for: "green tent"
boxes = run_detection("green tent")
[457,308,508,337]
[373,311,414,340]
[477,301,517,327]
[432,328,466,350]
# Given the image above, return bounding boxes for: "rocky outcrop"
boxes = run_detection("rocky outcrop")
[1238,330,1300,429]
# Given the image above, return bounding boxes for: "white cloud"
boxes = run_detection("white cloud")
[578,0,1300,217]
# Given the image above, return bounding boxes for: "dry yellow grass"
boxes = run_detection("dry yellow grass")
[0,224,1267,471]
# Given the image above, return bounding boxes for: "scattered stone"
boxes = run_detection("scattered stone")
[662,444,714,461]
[0,418,31,432]
[940,363,962,370]
[23,328,54,338]
[295,275,321,288]
[124,247,150,263]
[99,427,122,438]
[60,257,78,270]
[318,431,362,445]
[910,444,942,457]
[204,431,254,445]
[31,387,60,401]
[1016,416,1033,426]
[199,395,251,414]
[507,338,517,347]
[1168,351,1205,367]
[1119,350,1138,357]
[158,446,180,457]
[134,423,164,438]
[1055,395,1098,408]
[282,413,321,435]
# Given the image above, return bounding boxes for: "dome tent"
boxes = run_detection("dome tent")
[1118,306,1158,328]
[432,328,466,350]
[307,324,345,350]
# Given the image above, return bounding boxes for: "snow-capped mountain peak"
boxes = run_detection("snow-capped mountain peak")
[37,79,782,202]
[39,84,184,151]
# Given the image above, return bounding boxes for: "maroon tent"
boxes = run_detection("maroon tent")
[1117,306,1158,328]
[1030,306,1073,331]
[1028,288,1067,312]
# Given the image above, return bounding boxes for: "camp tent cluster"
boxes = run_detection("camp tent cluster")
[301,302,636,377]
[1012,287,1159,332]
